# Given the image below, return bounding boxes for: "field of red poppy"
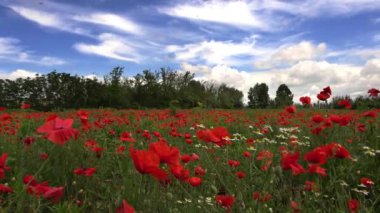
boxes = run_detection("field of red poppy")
[0,107,379,212]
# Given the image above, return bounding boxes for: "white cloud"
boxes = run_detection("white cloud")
[0,37,66,66]
[161,0,380,33]
[0,69,40,80]
[39,56,66,66]
[169,39,328,69]
[160,1,271,30]
[273,42,326,63]
[182,59,379,103]
[8,5,91,36]
[7,3,143,37]
[180,62,212,75]
[72,13,142,35]
[0,37,21,55]
[9,6,62,27]
[260,0,380,17]
[74,33,142,62]
[167,36,270,65]
[254,41,327,68]
[83,74,104,82]
[361,58,380,77]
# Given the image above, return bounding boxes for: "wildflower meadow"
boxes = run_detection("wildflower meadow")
[0,87,379,213]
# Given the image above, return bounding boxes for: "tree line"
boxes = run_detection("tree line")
[0,67,378,111]
[0,67,243,111]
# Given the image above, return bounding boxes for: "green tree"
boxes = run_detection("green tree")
[217,84,244,108]
[274,84,293,107]
[247,83,270,108]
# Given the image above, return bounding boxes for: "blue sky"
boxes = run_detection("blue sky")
[0,0,379,100]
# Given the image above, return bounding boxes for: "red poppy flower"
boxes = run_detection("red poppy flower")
[311,114,324,123]
[235,171,246,179]
[0,153,11,180]
[228,160,240,167]
[291,201,300,213]
[243,151,252,158]
[308,164,327,177]
[0,184,12,194]
[317,93,330,101]
[368,88,380,97]
[304,180,316,191]
[149,141,180,166]
[356,123,366,132]
[39,153,49,160]
[76,110,91,130]
[317,86,332,101]
[23,175,64,203]
[299,96,311,106]
[252,192,260,201]
[327,143,352,160]
[338,99,352,109]
[170,164,190,181]
[194,165,206,176]
[43,186,64,204]
[285,105,296,114]
[153,131,161,138]
[0,113,12,121]
[338,115,351,126]
[181,155,192,163]
[311,126,324,135]
[347,199,359,213]
[120,132,136,143]
[23,136,35,147]
[304,147,327,165]
[196,127,230,146]
[37,117,79,145]
[281,152,305,175]
[323,86,332,95]
[362,110,377,118]
[256,150,273,171]
[360,177,374,187]
[215,195,235,208]
[261,193,273,202]
[129,148,168,181]
[116,199,135,213]
[188,177,202,187]
[74,167,97,176]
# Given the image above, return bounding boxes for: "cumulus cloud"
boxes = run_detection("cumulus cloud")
[182,59,379,103]
[0,69,40,80]
[254,41,327,68]
[361,58,380,77]
[180,62,212,75]
[0,37,66,66]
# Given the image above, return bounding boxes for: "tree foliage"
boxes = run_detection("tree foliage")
[0,67,244,110]
[275,84,294,107]
[247,83,270,108]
